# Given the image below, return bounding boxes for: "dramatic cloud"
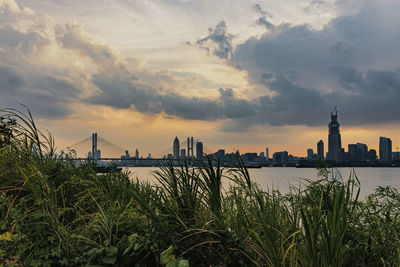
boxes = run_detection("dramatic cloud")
[0,5,83,118]
[230,0,400,127]
[196,21,234,59]
[88,65,256,121]
[3,0,400,132]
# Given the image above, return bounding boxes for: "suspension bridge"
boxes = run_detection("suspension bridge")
[63,133,214,167]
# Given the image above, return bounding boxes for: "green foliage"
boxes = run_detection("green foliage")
[1,108,400,266]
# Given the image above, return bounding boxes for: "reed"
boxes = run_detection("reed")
[1,109,399,266]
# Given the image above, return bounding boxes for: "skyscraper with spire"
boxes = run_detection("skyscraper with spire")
[327,107,342,162]
[173,137,180,159]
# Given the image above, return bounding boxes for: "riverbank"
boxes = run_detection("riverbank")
[1,110,399,266]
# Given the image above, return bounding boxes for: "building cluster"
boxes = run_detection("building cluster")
[88,109,397,167]
[304,109,395,165]
[170,136,203,159]
[202,109,397,167]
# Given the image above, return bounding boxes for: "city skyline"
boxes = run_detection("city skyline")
[78,109,398,160]
[1,0,400,156]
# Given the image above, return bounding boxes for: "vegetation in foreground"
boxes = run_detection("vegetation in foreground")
[1,109,400,267]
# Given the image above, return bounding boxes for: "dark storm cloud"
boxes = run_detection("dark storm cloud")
[88,0,400,128]
[197,21,234,59]
[0,23,83,119]
[0,63,81,118]
[229,0,400,127]
[88,67,256,121]
[0,66,24,92]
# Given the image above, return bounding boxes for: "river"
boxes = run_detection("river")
[125,167,400,199]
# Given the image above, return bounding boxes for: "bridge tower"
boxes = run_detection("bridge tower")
[91,133,101,159]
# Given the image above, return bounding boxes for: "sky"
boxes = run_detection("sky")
[1,0,400,157]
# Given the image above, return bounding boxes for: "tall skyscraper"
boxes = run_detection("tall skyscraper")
[379,137,392,163]
[327,107,342,162]
[317,140,324,159]
[196,141,203,158]
[266,147,269,160]
[135,149,139,159]
[181,149,186,159]
[173,137,180,159]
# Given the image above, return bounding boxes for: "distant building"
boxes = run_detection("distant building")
[266,147,269,160]
[307,149,314,159]
[173,137,180,159]
[368,149,377,162]
[181,148,186,158]
[196,141,203,158]
[125,150,130,158]
[339,148,345,162]
[187,137,194,158]
[260,152,265,158]
[356,143,368,162]
[135,149,139,159]
[273,151,288,163]
[327,108,342,162]
[317,140,324,159]
[244,153,258,162]
[348,144,357,162]
[379,137,392,163]
[217,149,225,160]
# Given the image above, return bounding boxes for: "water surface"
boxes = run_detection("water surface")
[125,167,400,199]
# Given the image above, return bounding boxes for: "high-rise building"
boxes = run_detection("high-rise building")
[181,149,186,158]
[317,140,324,159]
[273,151,288,163]
[266,147,269,160]
[173,137,180,159]
[379,137,392,163]
[348,144,357,162]
[196,141,203,158]
[191,137,194,157]
[135,149,139,159]
[217,149,225,160]
[356,143,368,162]
[307,149,314,159]
[260,152,265,158]
[327,108,342,162]
[368,149,377,162]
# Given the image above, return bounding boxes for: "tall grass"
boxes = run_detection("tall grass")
[1,108,400,266]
